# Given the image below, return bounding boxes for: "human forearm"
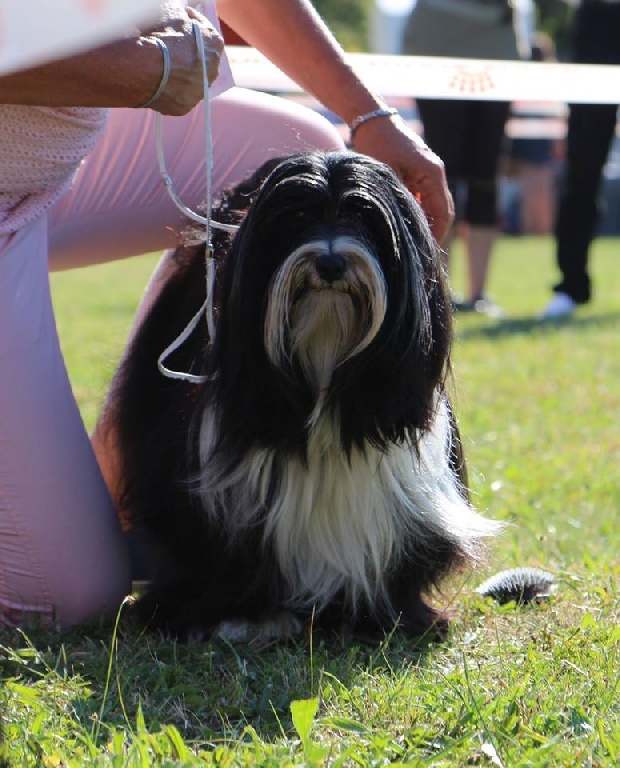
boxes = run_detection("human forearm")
[221,0,453,242]
[0,5,223,116]
[217,0,388,126]
[219,0,453,242]
[0,38,164,108]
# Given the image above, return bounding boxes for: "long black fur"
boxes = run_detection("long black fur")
[109,151,493,643]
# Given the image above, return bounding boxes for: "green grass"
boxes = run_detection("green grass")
[1,236,619,767]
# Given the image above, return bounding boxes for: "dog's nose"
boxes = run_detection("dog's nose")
[315,252,346,283]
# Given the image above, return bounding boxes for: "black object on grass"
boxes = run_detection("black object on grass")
[476,567,556,605]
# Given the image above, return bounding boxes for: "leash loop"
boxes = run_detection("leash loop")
[156,20,237,383]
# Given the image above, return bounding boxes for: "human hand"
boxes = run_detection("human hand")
[351,116,454,244]
[140,5,224,116]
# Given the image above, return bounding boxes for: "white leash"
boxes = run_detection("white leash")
[156,21,240,384]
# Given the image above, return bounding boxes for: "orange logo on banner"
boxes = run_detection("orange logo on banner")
[449,67,495,95]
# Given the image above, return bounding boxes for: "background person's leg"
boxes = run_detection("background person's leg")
[554,102,617,305]
[0,218,130,628]
[462,100,511,311]
[415,98,467,283]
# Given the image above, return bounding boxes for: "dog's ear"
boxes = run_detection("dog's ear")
[326,155,454,450]
[201,156,329,450]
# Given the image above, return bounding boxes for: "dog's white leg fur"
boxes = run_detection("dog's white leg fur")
[214,612,303,645]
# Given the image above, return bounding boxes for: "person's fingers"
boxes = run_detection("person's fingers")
[144,19,224,114]
[186,6,224,85]
[402,152,454,244]
[386,129,454,243]
[352,122,454,243]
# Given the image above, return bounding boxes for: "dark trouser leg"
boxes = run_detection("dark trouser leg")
[554,103,618,304]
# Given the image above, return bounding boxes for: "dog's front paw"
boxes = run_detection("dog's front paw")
[214,612,303,646]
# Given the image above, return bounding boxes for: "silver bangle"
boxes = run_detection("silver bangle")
[138,36,172,109]
[349,107,399,140]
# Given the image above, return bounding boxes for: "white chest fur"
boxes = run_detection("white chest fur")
[198,399,500,612]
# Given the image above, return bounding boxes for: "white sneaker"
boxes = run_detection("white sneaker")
[539,292,576,320]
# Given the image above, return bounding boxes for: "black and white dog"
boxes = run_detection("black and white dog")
[111,151,500,643]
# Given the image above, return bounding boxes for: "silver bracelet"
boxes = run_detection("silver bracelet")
[349,107,399,140]
[138,36,172,109]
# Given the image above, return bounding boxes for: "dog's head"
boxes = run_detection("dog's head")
[207,151,453,453]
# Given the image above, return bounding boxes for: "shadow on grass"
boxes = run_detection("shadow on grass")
[0,612,441,745]
[456,311,620,341]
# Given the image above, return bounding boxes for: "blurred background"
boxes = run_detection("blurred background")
[234,1,620,237]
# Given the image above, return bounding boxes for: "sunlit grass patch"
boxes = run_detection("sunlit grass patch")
[1,236,618,766]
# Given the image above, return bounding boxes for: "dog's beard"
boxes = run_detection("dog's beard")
[264,235,386,421]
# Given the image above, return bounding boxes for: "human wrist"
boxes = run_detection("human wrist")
[135,36,172,108]
[349,108,399,142]
[348,106,405,150]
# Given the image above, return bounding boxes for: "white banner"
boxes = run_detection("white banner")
[0,0,164,74]
[228,47,620,105]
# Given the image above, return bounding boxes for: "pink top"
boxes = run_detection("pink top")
[0,0,233,236]
[0,106,109,235]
